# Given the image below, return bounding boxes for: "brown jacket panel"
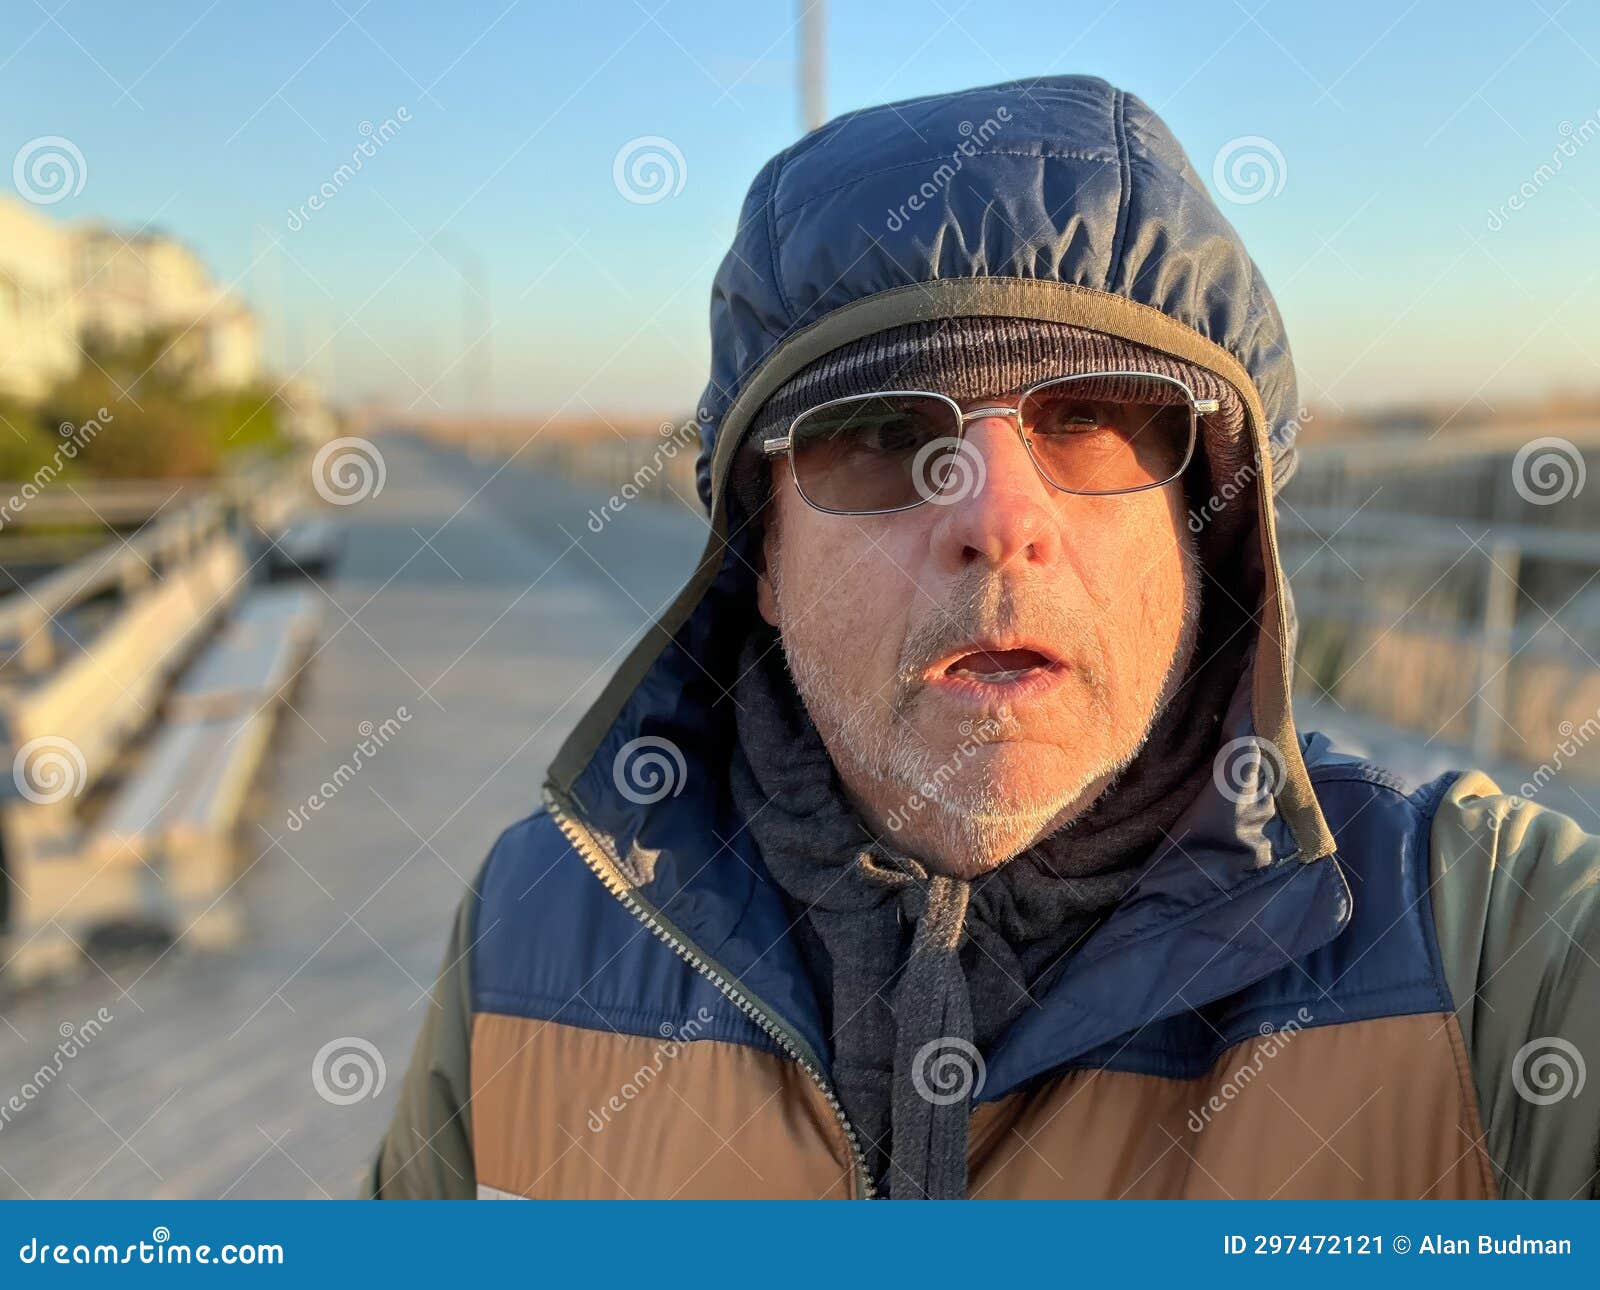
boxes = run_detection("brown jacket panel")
[969,1012,1495,1198]
[470,1012,857,1199]
[468,1010,1492,1199]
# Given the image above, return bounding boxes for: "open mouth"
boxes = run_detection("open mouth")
[924,640,1066,702]
[943,646,1057,684]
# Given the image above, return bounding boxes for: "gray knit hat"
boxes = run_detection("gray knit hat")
[730,316,1254,543]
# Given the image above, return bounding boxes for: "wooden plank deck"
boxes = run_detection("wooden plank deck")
[0,434,706,1198]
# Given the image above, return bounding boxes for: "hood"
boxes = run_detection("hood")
[544,76,1345,1087]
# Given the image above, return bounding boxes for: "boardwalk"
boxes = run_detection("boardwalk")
[1,434,1593,1199]
[0,434,705,1198]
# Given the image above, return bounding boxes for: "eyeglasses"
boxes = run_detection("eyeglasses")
[761,370,1217,516]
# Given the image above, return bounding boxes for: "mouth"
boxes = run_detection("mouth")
[923,639,1067,703]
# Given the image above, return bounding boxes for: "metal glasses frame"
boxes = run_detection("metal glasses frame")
[761,369,1219,516]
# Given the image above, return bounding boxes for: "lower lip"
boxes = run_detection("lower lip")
[922,663,1068,705]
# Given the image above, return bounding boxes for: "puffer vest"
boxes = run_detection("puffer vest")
[465,737,1495,1200]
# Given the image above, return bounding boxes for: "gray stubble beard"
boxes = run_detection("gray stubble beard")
[771,530,1204,869]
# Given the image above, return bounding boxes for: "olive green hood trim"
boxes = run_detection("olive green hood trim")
[547,276,1335,865]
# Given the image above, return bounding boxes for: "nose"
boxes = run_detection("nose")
[927,416,1062,571]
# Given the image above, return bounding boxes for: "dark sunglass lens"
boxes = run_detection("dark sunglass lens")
[1019,375,1194,493]
[788,394,957,512]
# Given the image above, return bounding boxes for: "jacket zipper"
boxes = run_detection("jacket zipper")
[543,786,875,1199]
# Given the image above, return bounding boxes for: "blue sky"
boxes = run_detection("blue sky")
[5,0,1600,418]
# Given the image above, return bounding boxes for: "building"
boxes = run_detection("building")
[0,198,81,402]
[73,225,261,389]
[0,206,262,402]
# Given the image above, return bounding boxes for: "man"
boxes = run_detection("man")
[372,75,1600,1199]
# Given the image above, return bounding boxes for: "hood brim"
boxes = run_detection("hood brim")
[548,275,1334,866]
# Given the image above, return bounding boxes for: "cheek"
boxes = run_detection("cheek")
[1070,491,1190,675]
[776,510,919,685]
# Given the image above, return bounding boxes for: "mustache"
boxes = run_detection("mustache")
[892,571,1107,700]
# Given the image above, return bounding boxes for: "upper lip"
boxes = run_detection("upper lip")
[925,636,1064,677]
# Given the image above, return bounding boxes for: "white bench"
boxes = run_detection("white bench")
[0,534,247,976]
[81,587,320,946]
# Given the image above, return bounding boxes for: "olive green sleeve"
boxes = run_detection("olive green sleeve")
[367,889,477,1199]
[1429,770,1600,1200]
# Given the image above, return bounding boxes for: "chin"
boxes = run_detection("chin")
[886,747,1112,876]
[898,806,1051,877]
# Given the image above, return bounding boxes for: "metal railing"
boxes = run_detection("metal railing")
[1282,437,1600,766]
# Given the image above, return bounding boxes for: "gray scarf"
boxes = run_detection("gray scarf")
[727,606,1241,1197]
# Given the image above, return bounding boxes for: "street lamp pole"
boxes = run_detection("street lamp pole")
[799,0,826,133]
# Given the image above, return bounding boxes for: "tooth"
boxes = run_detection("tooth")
[950,667,1029,682]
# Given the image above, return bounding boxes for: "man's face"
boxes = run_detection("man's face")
[757,398,1201,877]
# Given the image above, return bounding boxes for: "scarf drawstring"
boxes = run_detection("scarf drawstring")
[888,874,974,1199]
